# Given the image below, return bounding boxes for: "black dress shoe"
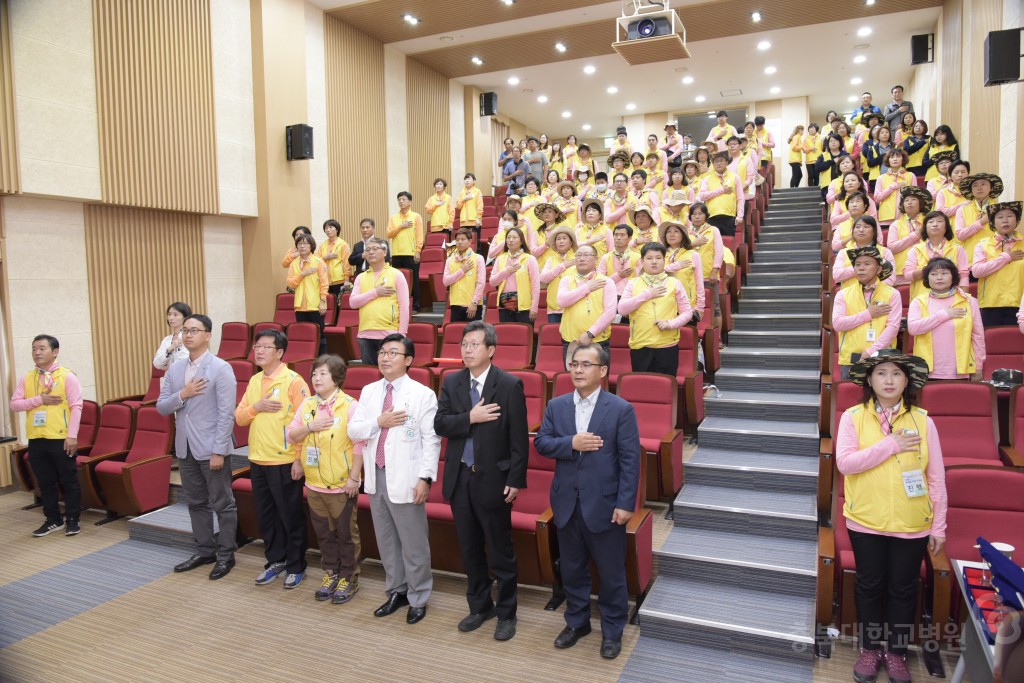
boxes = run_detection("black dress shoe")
[208,559,235,580]
[406,606,427,624]
[600,637,622,660]
[494,617,517,641]
[174,554,216,573]
[457,608,497,632]
[554,623,592,649]
[373,592,409,617]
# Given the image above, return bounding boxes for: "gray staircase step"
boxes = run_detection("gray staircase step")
[618,634,814,683]
[657,526,817,577]
[758,232,823,244]
[718,347,820,371]
[728,329,821,349]
[684,446,818,493]
[739,298,821,315]
[697,415,819,456]
[739,284,821,300]
[745,260,819,274]
[730,312,820,331]
[749,251,819,264]
[711,366,821,394]
[705,388,819,421]
[755,243,822,255]
[745,271,820,286]
[674,483,818,537]
[414,312,444,324]
[760,221,823,232]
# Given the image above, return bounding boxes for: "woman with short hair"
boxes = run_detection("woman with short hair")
[286,234,329,355]
[907,257,984,380]
[490,227,540,323]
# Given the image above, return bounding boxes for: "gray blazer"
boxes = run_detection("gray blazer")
[156,352,236,461]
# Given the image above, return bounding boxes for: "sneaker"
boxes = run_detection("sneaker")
[853,648,884,683]
[65,519,81,536]
[315,572,340,601]
[283,572,304,589]
[32,520,65,537]
[884,651,912,683]
[331,577,359,604]
[254,562,287,585]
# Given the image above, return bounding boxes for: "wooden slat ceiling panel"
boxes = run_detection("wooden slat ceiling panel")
[395,0,943,78]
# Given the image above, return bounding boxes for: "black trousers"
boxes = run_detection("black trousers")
[357,337,383,366]
[295,310,327,356]
[391,255,421,310]
[848,529,929,654]
[450,466,518,619]
[707,213,736,238]
[498,309,531,324]
[250,462,308,574]
[806,163,820,187]
[789,162,803,188]
[630,345,679,377]
[449,305,482,323]
[981,306,1017,328]
[28,438,80,523]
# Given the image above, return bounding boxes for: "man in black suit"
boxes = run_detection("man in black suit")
[348,218,390,274]
[435,321,529,642]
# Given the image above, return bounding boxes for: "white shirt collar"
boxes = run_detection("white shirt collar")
[188,351,209,366]
[383,374,408,393]
[470,364,491,391]
[574,387,601,407]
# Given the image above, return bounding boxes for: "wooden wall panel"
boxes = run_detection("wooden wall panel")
[324,15,387,245]
[93,0,218,214]
[0,0,19,195]
[84,205,206,403]
[965,0,1000,172]
[406,58,451,210]
[939,0,962,135]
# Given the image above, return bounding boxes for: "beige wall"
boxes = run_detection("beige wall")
[384,46,410,214]
[202,216,247,352]
[449,79,467,187]
[304,1,330,233]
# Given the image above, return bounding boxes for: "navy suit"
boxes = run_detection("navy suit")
[534,389,640,640]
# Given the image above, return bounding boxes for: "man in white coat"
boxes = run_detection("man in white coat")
[348,333,441,624]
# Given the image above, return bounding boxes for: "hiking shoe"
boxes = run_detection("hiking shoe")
[884,651,912,683]
[853,648,884,683]
[255,562,287,585]
[331,577,359,604]
[32,520,65,537]
[283,572,304,589]
[65,519,81,536]
[315,573,340,601]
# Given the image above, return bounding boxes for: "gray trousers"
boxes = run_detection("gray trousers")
[369,466,432,607]
[180,450,237,561]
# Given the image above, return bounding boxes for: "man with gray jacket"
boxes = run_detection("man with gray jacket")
[883,85,914,134]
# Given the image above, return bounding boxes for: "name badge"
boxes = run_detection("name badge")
[865,328,877,343]
[902,469,927,498]
[33,411,47,427]
[305,447,320,467]
[271,387,280,398]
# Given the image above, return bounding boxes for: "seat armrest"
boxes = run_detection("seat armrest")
[626,507,652,533]
[106,394,145,404]
[231,466,251,480]
[658,428,686,499]
[536,507,557,585]
[999,445,1024,468]
[817,526,836,628]
[819,437,833,456]
[78,450,130,467]
[121,454,174,471]
[928,546,952,635]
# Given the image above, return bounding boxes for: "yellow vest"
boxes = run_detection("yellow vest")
[447,251,480,307]
[977,236,1024,308]
[660,204,690,228]
[938,187,966,216]
[24,366,74,440]
[844,400,933,533]
[297,392,357,490]
[889,214,923,277]
[545,250,576,311]
[959,200,993,265]
[912,291,976,375]
[576,223,610,259]
[803,134,820,164]
[555,197,579,229]
[290,255,326,311]
[667,248,699,307]
[925,143,957,181]
[705,171,739,218]
[601,250,640,281]
[906,137,928,168]
[756,128,773,162]
[495,251,535,311]
[691,226,718,278]
[245,368,306,464]
[560,268,612,343]
[458,187,482,222]
[628,274,681,350]
[908,241,959,300]
[427,193,452,230]
[820,153,842,188]
[390,210,422,255]
[838,281,898,365]
[318,238,350,285]
[876,170,914,223]
[356,266,401,332]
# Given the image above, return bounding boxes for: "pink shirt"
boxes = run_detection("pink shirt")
[831,285,902,358]
[489,252,541,314]
[692,225,725,270]
[617,277,694,328]
[599,251,639,295]
[10,363,83,439]
[832,245,896,287]
[971,235,1022,279]
[665,250,706,311]
[836,410,947,538]
[902,242,968,287]
[286,398,364,494]
[697,174,746,219]
[556,272,618,338]
[349,268,410,339]
[441,251,486,305]
[1017,292,1024,333]
[955,201,989,243]
[935,190,968,219]
[907,293,985,379]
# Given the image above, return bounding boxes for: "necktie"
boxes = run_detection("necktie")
[463,379,480,467]
[375,383,393,468]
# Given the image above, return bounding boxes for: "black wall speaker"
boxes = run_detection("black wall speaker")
[911,34,933,65]
[286,124,313,160]
[985,29,1021,86]
[480,92,498,117]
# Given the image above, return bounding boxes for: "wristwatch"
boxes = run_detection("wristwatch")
[419,476,433,485]
[584,331,595,340]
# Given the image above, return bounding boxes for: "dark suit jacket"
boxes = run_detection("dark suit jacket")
[534,390,640,534]
[348,240,391,274]
[435,366,529,507]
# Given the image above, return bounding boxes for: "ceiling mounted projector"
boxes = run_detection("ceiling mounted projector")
[613,1,690,65]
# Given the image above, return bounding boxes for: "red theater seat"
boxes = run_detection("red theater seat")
[919,381,1020,467]
[534,324,566,382]
[342,366,382,400]
[107,367,164,411]
[406,322,438,368]
[982,326,1024,379]
[818,380,862,519]
[283,322,320,365]
[676,326,704,428]
[617,372,684,503]
[229,360,256,447]
[509,369,547,431]
[492,323,534,370]
[218,322,251,360]
[273,293,297,327]
[74,402,135,512]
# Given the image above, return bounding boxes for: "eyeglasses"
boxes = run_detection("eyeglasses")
[365,246,384,252]
[181,328,206,336]
[252,345,278,352]
[461,341,486,350]
[377,350,407,359]
[568,361,605,370]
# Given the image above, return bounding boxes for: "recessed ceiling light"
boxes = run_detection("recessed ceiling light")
[682,76,694,85]
[561,111,571,118]
[850,77,863,85]
[554,42,567,53]
[507,76,520,85]
[866,0,875,5]
[607,86,618,94]
[757,40,771,50]
[848,95,858,102]
[707,114,716,119]
[707,111,716,114]
[471,56,483,66]
[695,95,706,103]
[439,35,455,43]
[853,55,867,64]
[583,65,596,75]
[857,27,872,37]
[764,66,777,74]
[626,103,636,111]
[403,14,419,25]
[582,124,592,131]
[770,86,781,94]
[537,95,548,103]
[501,0,515,5]
[751,11,762,22]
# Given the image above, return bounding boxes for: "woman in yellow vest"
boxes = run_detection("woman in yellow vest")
[836,349,946,683]
[488,206,529,261]
[816,135,849,199]
[617,242,694,377]
[872,150,915,227]
[886,187,931,286]
[443,228,486,323]
[688,202,724,329]
[693,148,712,184]
[787,125,805,188]
[825,156,859,207]
[520,177,545,233]
[424,179,454,237]
[934,160,970,218]
[553,180,579,230]
[907,257,984,380]
[540,225,578,323]
[542,169,561,202]
[971,201,1024,327]
[832,217,896,290]
[287,355,364,605]
[902,211,969,301]
[955,172,1003,266]
[831,247,902,379]
[564,135,579,177]
[549,141,565,180]
[286,234,329,355]
[659,220,705,317]
[924,150,956,198]
[830,189,880,251]
[489,226,540,323]
[902,119,930,178]
[576,199,612,258]
[456,173,485,235]
[281,225,312,270]
[863,125,894,192]
[921,126,960,182]
[530,203,564,273]
[803,123,821,187]
[317,219,353,307]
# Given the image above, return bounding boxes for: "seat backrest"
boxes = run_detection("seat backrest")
[407,366,433,389]
[509,370,547,429]
[396,268,414,292]
[983,326,1024,380]
[618,372,677,437]
[437,322,467,363]
[78,400,101,450]
[492,323,533,370]
[92,403,134,455]
[323,294,337,327]
[273,292,297,326]
[484,290,500,324]
[534,324,566,378]
[608,325,632,384]
[142,367,165,402]
[831,381,863,437]
[127,407,173,462]
[228,360,257,402]
[218,322,251,359]
[342,366,382,399]
[920,381,1000,461]
[514,436,554,515]
[283,322,320,362]
[248,323,284,362]
[406,322,438,367]
[335,292,359,328]
[677,326,699,375]
[944,466,1024,566]
[292,359,314,389]
[1012,385,1024,449]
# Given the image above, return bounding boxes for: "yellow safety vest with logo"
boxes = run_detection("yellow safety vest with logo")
[977,237,1024,309]
[24,366,74,440]
[244,368,306,464]
[495,251,535,311]
[447,252,479,307]
[911,291,976,375]
[628,274,682,350]
[838,281,898,365]
[297,392,357,490]
[356,266,401,332]
[560,268,612,343]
